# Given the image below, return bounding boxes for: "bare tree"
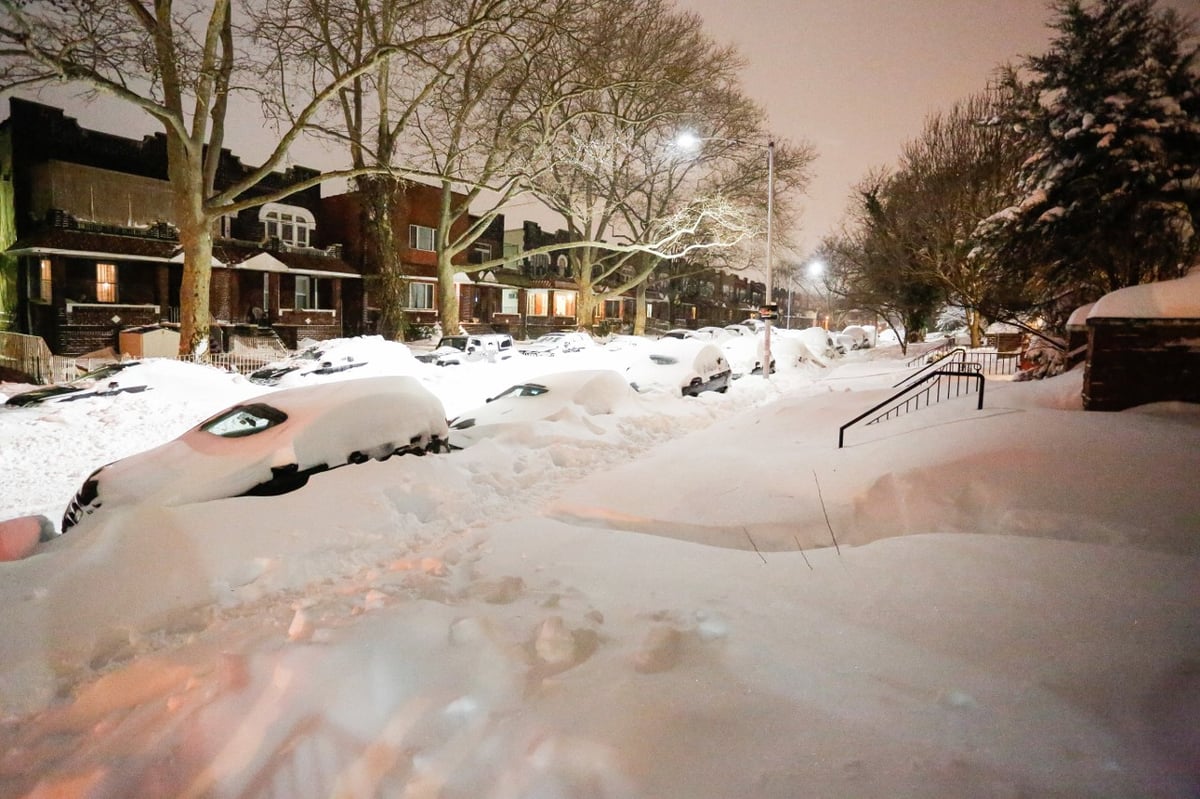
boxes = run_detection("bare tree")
[249,0,516,339]
[890,89,1026,345]
[398,0,587,334]
[523,0,812,330]
[0,0,440,354]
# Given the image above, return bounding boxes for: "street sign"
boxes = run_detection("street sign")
[759,304,779,320]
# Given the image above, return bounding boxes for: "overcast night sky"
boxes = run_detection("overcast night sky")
[674,0,1198,258]
[5,0,1198,261]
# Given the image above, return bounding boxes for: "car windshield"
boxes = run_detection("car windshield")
[199,403,288,438]
[491,383,550,401]
[71,362,131,385]
[438,337,468,351]
[649,355,680,365]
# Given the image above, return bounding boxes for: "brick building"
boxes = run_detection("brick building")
[0,98,359,354]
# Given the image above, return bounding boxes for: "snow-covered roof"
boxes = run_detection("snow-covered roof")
[1066,302,1096,328]
[1088,269,1200,320]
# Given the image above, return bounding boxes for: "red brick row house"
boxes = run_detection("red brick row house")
[1,98,772,354]
[1,98,359,354]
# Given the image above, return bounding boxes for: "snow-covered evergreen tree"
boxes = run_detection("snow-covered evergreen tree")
[978,0,1200,302]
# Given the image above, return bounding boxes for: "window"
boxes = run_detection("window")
[96,263,117,303]
[474,243,491,262]
[553,291,576,318]
[36,259,52,303]
[527,289,548,316]
[201,403,288,438]
[409,225,436,252]
[295,276,319,310]
[501,289,518,315]
[258,203,315,248]
[408,281,435,310]
[556,254,569,276]
[604,299,622,320]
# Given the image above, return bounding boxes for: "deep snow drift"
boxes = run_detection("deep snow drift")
[0,341,1197,799]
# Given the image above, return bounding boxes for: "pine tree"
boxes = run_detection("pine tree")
[979,0,1200,302]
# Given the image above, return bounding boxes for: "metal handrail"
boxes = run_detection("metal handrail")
[839,366,985,448]
[894,347,967,387]
[906,338,958,366]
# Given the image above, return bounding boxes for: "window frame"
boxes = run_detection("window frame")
[408,281,435,310]
[95,262,118,303]
[294,275,320,310]
[409,225,436,252]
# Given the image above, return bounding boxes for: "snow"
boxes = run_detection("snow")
[1,339,1198,798]
[1089,267,1200,319]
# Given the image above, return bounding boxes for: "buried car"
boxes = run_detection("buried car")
[415,333,516,366]
[61,376,450,532]
[625,337,732,397]
[448,369,636,448]
[4,361,149,407]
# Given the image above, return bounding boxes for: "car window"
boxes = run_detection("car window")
[200,403,288,438]
[72,362,131,385]
[649,355,679,365]
[492,383,550,400]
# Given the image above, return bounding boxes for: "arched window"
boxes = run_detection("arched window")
[258,203,316,248]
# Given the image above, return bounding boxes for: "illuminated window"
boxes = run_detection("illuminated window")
[553,291,576,317]
[96,263,117,302]
[36,259,52,302]
[527,289,548,316]
[408,282,435,310]
[409,225,436,252]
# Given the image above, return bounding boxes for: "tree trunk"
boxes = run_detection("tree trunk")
[363,177,406,340]
[575,282,598,330]
[169,137,212,357]
[634,283,647,335]
[437,248,460,335]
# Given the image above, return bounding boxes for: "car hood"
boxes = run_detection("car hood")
[92,424,299,508]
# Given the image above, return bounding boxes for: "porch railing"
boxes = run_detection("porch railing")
[839,364,985,448]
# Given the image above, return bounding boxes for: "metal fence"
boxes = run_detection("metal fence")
[1,332,282,385]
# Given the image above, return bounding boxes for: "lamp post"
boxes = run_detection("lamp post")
[675,132,775,379]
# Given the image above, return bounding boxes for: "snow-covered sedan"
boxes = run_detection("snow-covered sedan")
[4,361,149,406]
[448,369,636,448]
[517,331,594,357]
[625,338,732,397]
[61,376,450,532]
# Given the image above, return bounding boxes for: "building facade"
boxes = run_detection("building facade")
[1,98,359,354]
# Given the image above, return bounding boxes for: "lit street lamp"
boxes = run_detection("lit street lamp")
[675,131,776,379]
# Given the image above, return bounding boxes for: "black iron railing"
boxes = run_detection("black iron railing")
[839,364,985,448]
[906,338,958,366]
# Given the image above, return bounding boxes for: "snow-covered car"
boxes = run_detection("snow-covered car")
[719,335,772,377]
[249,345,366,386]
[694,326,734,342]
[448,369,636,448]
[4,361,149,406]
[660,328,702,340]
[723,324,752,337]
[840,325,874,349]
[416,333,516,366]
[61,376,450,532]
[625,338,732,397]
[518,331,594,356]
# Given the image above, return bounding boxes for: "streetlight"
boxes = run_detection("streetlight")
[675,131,776,379]
[808,259,826,330]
